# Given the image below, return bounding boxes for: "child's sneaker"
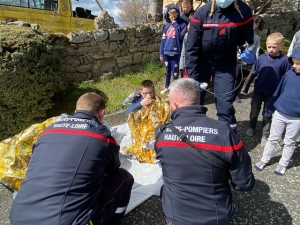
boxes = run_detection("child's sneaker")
[160,88,169,94]
[245,128,254,137]
[274,165,287,176]
[254,161,266,171]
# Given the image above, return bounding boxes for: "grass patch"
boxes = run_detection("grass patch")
[47,62,166,117]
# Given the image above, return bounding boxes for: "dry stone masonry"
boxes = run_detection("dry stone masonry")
[51,22,165,83]
[256,11,300,40]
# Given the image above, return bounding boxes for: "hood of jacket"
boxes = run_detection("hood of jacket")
[165,5,182,23]
[288,47,300,65]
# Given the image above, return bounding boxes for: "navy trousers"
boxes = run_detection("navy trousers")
[94,168,134,225]
[249,92,272,136]
[198,62,237,127]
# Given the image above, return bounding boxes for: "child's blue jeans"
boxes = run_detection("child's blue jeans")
[163,54,180,89]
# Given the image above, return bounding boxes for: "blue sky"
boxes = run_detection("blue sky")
[72,0,120,22]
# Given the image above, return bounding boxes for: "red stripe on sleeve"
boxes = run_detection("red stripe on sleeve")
[243,16,253,24]
[203,17,253,28]
[203,22,244,28]
[42,129,117,144]
[156,140,243,152]
[191,17,200,23]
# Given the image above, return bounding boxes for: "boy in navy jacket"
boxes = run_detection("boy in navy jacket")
[126,80,155,117]
[243,32,291,146]
[254,47,300,175]
[159,5,186,94]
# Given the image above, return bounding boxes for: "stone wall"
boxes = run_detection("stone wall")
[49,11,300,83]
[256,11,300,40]
[51,22,165,83]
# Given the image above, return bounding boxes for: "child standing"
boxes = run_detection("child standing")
[179,12,194,78]
[243,32,292,146]
[287,30,300,56]
[180,0,194,25]
[126,80,155,117]
[159,5,186,94]
[254,47,300,175]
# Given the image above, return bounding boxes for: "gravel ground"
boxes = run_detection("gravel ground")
[1,88,299,225]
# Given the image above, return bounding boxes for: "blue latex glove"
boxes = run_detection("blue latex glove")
[239,49,255,64]
[264,109,274,119]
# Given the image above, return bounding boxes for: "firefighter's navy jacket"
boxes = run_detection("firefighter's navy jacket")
[186,0,254,80]
[10,110,120,225]
[155,105,255,225]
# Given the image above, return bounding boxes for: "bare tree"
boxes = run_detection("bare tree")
[114,0,150,26]
[246,0,300,14]
[148,0,163,22]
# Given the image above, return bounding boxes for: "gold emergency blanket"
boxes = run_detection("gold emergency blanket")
[124,95,170,163]
[0,117,56,191]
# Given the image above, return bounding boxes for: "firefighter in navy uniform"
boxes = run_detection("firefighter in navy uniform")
[10,92,134,225]
[185,0,254,131]
[155,79,255,225]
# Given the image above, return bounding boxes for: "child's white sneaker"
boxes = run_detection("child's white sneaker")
[274,165,287,176]
[160,88,169,94]
[254,161,266,171]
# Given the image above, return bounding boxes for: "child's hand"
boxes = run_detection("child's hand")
[160,56,164,62]
[141,94,153,106]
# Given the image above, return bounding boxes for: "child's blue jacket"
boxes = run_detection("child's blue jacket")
[159,5,187,56]
[267,48,300,117]
[243,52,291,95]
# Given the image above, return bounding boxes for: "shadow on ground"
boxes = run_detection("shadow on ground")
[123,178,294,225]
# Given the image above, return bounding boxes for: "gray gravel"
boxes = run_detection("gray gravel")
[1,88,300,225]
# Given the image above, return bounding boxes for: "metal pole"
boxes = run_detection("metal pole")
[94,0,103,11]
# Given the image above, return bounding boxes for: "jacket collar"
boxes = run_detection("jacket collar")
[171,105,208,120]
[73,110,100,123]
[265,51,283,60]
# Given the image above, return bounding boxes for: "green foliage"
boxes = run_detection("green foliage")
[0,25,65,140]
[47,62,165,117]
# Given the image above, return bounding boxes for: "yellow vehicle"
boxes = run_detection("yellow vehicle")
[0,0,103,34]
